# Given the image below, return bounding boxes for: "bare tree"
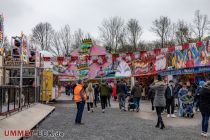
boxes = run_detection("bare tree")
[50,31,62,56]
[98,16,124,52]
[72,28,84,49]
[175,20,191,45]
[31,22,54,51]
[127,18,143,51]
[192,10,210,41]
[59,25,72,56]
[118,27,128,51]
[151,16,171,48]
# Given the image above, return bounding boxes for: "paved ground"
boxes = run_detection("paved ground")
[25,94,207,140]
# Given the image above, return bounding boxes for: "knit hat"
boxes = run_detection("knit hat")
[199,81,205,87]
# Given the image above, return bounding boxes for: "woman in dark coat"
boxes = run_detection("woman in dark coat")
[200,80,210,137]
[150,75,167,129]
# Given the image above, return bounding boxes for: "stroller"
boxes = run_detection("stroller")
[180,94,194,118]
[128,96,135,111]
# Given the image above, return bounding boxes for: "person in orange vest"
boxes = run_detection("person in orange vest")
[74,80,87,125]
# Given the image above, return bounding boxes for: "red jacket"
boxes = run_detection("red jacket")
[112,85,117,97]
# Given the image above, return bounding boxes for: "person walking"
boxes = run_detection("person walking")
[194,81,205,112]
[93,84,99,107]
[98,80,109,113]
[148,83,156,112]
[150,75,167,129]
[117,80,127,111]
[165,80,176,118]
[86,83,94,113]
[131,81,143,112]
[200,79,210,137]
[174,81,182,107]
[112,82,117,101]
[74,80,86,125]
[65,82,71,96]
[107,84,112,107]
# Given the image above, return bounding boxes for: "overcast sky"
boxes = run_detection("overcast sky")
[0,0,210,42]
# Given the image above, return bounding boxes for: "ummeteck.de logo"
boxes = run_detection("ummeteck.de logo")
[4,129,64,137]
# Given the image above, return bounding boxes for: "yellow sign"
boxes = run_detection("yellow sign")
[41,70,53,102]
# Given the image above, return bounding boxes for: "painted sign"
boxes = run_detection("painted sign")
[115,60,131,77]
[132,54,167,76]
[21,33,29,64]
[169,41,210,69]
[77,38,93,79]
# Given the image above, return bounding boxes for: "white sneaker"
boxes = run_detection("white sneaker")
[167,114,170,118]
[102,110,105,113]
[88,111,90,113]
[171,114,176,118]
[203,133,208,137]
[201,132,205,136]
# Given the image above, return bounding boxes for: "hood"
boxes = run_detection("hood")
[155,81,166,86]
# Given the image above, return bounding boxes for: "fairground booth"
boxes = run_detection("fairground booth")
[0,31,41,115]
[160,41,210,85]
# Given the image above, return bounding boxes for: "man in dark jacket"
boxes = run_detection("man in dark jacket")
[200,79,210,137]
[99,81,109,113]
[165,80,176,118]
[93,84,99,107]
[194,81,205,112]
[117,80,127,111]
[131,81,143,112]
[148,83,156,111]
[106,84,112,107]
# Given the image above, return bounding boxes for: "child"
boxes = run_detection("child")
[86,83,95,112]
[180,91,194,118]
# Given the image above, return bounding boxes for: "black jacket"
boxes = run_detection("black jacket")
[117,82,127,95]
[174,83,182,97]
[200,82,210,115]
[165,85,175,99]
[148,87,155,99]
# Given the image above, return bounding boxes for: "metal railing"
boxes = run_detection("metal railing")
[0,85,40,116]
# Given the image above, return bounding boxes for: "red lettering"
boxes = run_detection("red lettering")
[10,130,17,136]
[25,130,33,136]
[4,130,9,136]
[17,130,24,136]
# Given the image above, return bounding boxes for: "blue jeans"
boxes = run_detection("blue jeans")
[118,94,125,109]
[202,113,210,133]
[134,97,141,109]
[75,101,85,123]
